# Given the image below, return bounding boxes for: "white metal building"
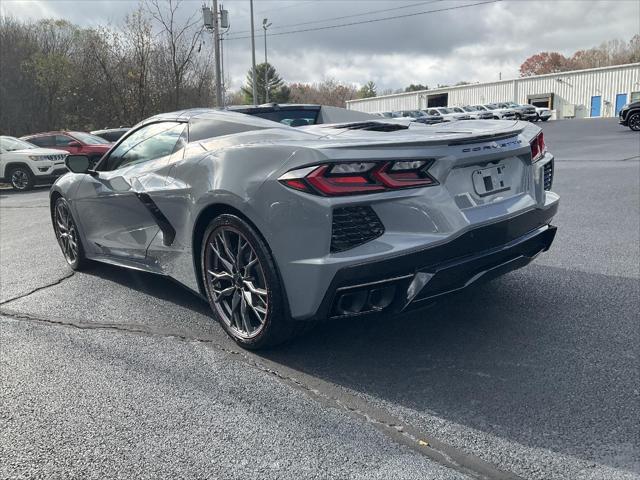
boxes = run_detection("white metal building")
[346,63,640,120]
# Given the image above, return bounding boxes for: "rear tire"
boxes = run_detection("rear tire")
[628,112,640,131]
[201,214,306,349]
[9,166,34,191]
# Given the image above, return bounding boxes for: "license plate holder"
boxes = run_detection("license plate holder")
[472,164,510,197]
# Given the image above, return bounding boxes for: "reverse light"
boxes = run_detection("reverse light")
[279,160,437,196]
[373,161,435,188]
[530,131,546,162]
[330,162,375,174]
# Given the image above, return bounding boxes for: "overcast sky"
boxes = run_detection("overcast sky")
[2,0,639,92]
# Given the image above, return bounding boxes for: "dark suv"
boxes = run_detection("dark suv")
[21,131,112,167]
[619,100,640,131]
[499,102,538,121]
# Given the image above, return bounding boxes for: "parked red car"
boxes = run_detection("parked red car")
[20,131,112,167]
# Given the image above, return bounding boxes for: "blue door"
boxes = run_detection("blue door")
[590,96,602,117]
[615,93,627,115]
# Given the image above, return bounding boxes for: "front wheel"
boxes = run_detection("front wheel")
[53,197,89,270]
[201,214,302,349]
[628,112,640,131]
[9,166,34,191]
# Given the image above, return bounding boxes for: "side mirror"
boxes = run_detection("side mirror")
[65,154,90,174]
[68,141,82,147]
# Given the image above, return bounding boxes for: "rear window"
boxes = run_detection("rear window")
[247,109,319,127]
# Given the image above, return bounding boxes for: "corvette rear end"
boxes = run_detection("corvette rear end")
[51,109,557,349]
[259,119,558,321]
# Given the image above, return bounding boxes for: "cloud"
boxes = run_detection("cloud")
[2,0,638,91]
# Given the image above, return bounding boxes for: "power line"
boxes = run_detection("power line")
[231,0,442,37]
[225,0,502,41]
[255,0,317,16]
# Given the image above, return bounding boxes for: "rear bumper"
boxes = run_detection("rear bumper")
[306,203,558,321]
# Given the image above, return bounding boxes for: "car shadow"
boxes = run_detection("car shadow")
[77,259,637,472]
[258,264,639,471]
[82,262,211,316]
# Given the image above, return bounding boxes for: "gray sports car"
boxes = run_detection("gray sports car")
[51,108,559,349]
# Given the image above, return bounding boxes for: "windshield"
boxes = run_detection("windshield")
[462,106,476,112]
[452,107,465,113]
[474,105,488,111]
[437,108,454,114]
[0,136,37,151]
[69,131,110,144]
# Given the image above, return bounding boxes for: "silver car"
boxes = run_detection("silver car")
[51,109,559,349]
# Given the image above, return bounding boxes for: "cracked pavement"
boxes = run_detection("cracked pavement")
[1,119,639,479]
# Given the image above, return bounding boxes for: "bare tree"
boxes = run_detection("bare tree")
[124,6,154,120]
[145,0,203,109]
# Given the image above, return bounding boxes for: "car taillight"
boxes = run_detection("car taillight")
[530,131,546,162]
[278,160,436,196]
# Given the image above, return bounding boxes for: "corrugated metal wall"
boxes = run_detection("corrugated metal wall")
[347,63,640,119]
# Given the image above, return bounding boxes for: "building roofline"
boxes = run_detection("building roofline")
[346,62,640,104]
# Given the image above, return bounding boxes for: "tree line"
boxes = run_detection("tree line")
[2,0,637,138]
[519,36,640,77]
[0,1,371,137]
[0,0,216,137]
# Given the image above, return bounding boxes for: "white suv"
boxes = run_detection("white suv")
[0,136,68,191]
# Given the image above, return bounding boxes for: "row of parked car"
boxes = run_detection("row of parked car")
[377,102,552,124]
[0,127,131,191]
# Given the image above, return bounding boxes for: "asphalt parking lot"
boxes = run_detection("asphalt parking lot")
[1,118,638,479]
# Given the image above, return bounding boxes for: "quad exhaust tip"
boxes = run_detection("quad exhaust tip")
[335,285,396,316]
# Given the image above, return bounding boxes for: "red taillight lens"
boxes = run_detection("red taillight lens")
[279,160,437,196]
[306,165,385,195]
[530,131,546,162]
[373,161,435,188]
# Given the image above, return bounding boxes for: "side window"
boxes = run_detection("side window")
[103,122,186,171]
[55,135,74,146]
[29,136,52,147]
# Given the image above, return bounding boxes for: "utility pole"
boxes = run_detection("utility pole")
[249,0,258,104]
[212,0,223,106]
[262,18,272,102]
[220,33,225,105]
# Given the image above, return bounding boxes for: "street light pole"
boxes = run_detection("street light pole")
[262,18,272,103]
[249,0,258,104]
